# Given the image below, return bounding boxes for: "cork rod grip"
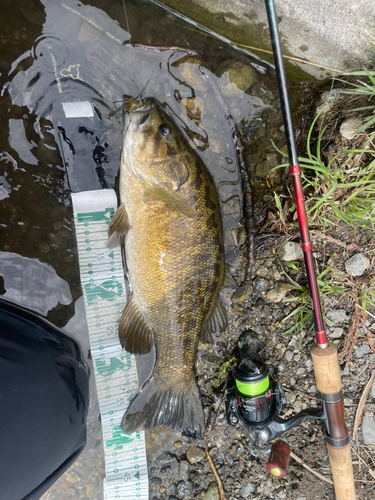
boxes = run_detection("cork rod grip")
[327,443,356,500]
[311,343,342,394]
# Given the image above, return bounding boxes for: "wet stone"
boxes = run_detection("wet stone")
[202,482,220,500]
[232,283,251,303]
[279,241,303,261]
[67,472,81,483]
[215,60,257,97]
[176,480,194,498]
[238,330,260,360]
[86,483,94,498]
[252,276,269,296]
[185,447,205,465]
[345,253,370,277]
[178,460,190,481]
[154,452,179,470]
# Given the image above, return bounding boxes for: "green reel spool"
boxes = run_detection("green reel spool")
[234,359,270,397]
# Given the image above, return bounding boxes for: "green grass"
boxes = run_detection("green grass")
[273,113,375,229]
[280,264,345,347]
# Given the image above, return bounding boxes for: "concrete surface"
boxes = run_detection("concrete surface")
[152,0,375,79]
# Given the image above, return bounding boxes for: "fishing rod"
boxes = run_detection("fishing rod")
[264,1,356,498]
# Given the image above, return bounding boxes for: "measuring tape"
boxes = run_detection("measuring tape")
[72,189,148,500]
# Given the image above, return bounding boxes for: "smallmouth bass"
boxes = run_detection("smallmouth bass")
[108,97,226,438]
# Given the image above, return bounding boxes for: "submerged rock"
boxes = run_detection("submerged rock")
[215,60,257,97]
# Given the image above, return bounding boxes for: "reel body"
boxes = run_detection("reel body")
[226,358,325,476]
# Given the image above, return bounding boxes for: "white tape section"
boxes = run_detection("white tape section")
[72,189,148,500]
[62,101,94,118]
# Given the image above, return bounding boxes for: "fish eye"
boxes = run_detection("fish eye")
[159,123,170,136]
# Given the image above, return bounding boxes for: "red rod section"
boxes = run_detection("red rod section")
[289,165,328,347]
[265,0,327,348]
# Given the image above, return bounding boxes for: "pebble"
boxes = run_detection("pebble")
[345,253,370,276]
[252,276,269,296]
[232,283,251,303]
[296,368,305,376]
[326,309,348,325]
[290,377,296,385]
[266,282,292,303]
[176,480,194,498]
[85,483,94,498]
[362,415,375,445]
[186,446,206,464]
[371,377,375,399]
[240,483,255,497]
[178,460,190,481]
[355,344,371,359]
[279,241,303,261]
[154,452,179,470]
[284,351,293,362]
[329,327,344,338]
[340,117,362,140]
[67,472,81,483]
[286,392,296,404]
[202,482,220,500]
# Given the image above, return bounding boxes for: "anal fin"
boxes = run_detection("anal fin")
[107,203,129,248]
[119,295,154,355]
[201,296,228,343]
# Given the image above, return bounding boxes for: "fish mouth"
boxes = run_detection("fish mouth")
[127,98,155,127]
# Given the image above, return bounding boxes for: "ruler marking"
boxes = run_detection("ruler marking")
[72,190,148,500]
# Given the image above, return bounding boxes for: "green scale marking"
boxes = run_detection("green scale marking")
[72,189,148,500]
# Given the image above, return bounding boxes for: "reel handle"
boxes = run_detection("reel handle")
[266,440,290,478]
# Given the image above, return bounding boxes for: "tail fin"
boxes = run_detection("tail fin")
[121,376,205,439]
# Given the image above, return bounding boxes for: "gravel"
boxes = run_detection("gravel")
[362,416,375,445]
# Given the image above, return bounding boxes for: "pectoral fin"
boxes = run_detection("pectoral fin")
[143,186,195,218]
[201,297,228,343]
[107,203,129,248]
[119,295,154,355]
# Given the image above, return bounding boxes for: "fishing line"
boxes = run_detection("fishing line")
[122,0,131,39]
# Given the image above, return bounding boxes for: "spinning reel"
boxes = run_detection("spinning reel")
[226,358,325,477]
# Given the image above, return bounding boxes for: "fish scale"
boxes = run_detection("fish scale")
[72,189,148,500]
[117,98,225,437]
